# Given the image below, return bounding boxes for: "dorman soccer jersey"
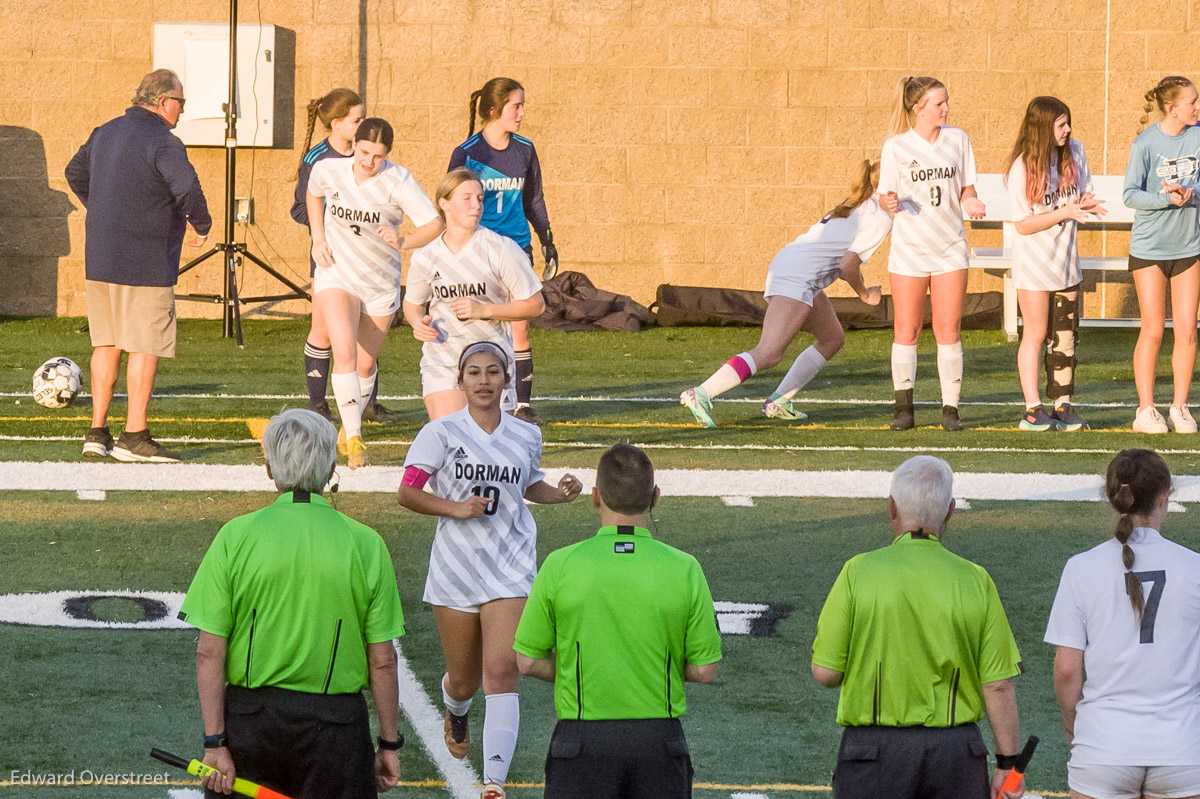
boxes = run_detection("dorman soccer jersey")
[448,133,550,250]
[406,227,543,373]
[1008,140,1094,292]
[307,159,438,296]
[879,126,978,274]
[404,408,546,607]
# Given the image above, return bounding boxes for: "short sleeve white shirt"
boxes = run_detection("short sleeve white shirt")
[878,126,976,273]
[1045,528,1200,765]
[1008,139,1094,291]
[403,407,546,607]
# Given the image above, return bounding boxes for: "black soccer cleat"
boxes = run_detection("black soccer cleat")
[941,405,964,432]
[310,400,338,424]
[890,389,914,430]
[513,405,544,426]
[111,429,181,463]
[82,426,114,459]
[362,402,396,423]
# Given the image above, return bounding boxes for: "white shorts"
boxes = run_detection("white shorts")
[887,241,970,277]
[1068,763,1200,799]
[420,361,517,411]
[313,268,401,317]
[1012,263,1083,292]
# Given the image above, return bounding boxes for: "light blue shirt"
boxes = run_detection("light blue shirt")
[1123,123,1200,260]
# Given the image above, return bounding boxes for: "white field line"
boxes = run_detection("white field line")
[392,641,478,799]
[4,461,1200,504]
[6,435,1200,458]
[0,390,1146,408]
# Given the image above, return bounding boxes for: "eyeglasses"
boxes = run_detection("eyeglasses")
[162,96,186,111]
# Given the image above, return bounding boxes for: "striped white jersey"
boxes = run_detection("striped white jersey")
[404,407,546,606]
[308,158,438,298]
[766,198,892,288]
[1008,140,1093,291]
[406,227,542,374]
[1045,528,1200,766]
[879,126,977,273]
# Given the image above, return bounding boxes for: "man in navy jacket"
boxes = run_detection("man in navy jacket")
[66,69,210,463]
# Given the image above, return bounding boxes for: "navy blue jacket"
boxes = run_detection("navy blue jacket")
[65,107,212,287]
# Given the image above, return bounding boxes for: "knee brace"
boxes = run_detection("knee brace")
[1044,292,1079,399]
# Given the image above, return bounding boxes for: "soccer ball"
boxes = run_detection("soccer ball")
[32,357,83,409]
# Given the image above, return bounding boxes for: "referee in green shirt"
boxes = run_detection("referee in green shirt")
[811,456,1026,799]
[179,409,407,798]
[513,444,722,799]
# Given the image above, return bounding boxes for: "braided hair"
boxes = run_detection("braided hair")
[468,77,524,137]
[888,75,945,136]
[1104,449,1172,617]
[301,88,363,161]
[1140,76,1194,130]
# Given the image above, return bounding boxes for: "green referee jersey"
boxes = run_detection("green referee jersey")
[180,492,405,695]
[811,532,1022,728]
[513,525,722,720]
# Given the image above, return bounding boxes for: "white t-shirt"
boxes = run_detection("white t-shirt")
[1044,527,1200,766]
[308,159,438,298]
[878,126,977,273]
[764,197,892,303]
[404,407,546,607]
[406,226,543,374]
[1008,139,1094,291]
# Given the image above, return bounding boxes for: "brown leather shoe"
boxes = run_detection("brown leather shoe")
[444,710,469,759]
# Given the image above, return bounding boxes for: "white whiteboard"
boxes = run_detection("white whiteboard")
[152,22,276,147]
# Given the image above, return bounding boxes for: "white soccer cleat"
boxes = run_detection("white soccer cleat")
[1133,406,1169,434]
[1169,405,1198,434]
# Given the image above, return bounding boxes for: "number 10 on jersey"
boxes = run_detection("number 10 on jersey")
[471,485,500,515]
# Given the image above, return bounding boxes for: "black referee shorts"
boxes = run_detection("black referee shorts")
[832,723,990,799]
[544,717,693,799]
[204,684,376,799]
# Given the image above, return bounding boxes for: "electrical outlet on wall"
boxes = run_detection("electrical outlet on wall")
[235,197,254,225]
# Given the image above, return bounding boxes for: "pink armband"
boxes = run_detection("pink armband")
[401,466,431,489]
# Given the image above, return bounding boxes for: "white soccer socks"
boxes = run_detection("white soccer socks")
[358,369,377,414]
[937,342,963,408]
[700,352,758,399]
[482,692,519,787]
[330,371,363,439]
[773,346,827,400]
[891,343,917,392]
[442,674,473,716]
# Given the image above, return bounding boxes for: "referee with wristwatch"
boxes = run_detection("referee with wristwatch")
[179,409,407,798]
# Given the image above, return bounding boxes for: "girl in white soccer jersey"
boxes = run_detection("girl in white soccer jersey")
[680,159,887,427]
[1006,96,1107,432]
[879,75,985,432]
[404,167,545,421]
[1045,448,1200,799]
[397,342,582,799]
[306,118,443,468]
[1124,76,1200,435]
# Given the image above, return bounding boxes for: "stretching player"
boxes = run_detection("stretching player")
[306,118,442,468]
[1006,96,1106,431]
[404,168,545,421]
[680,159,887,427]
[1124,76,1200,434]
[1045,449,1200,799]
[449,78,557,425]
[879,76,984,431]
[397,342,582,799]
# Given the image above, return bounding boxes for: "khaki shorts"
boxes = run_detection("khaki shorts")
[86,280,176,358]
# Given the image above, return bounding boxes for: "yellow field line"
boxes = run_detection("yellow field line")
[0,778,1069,795]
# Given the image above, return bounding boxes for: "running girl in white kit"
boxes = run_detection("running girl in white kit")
[1045,448,1200,799]
[879,76,985,432]
[404,167,545,421]
[679,159,887,427]
[397,342,582,799]
[307,118,442,468]
[1006,96,1107,432]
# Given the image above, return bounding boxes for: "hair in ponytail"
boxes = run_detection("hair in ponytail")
[826,159,880,219]
[301,88,363,160]
[1006,96,1078,207]
[1140,75,1194,130]
[888,75,945,136]
[468,77,524,136]
[1105,449,1172,618]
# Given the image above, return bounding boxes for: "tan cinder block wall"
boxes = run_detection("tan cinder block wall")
[0,0,1191,318]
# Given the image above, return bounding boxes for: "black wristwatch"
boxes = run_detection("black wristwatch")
[203,732,228,749]
[377,734,404,751]
[995,752,1019,770]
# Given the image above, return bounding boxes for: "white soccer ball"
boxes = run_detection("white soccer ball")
[32,357,83,409]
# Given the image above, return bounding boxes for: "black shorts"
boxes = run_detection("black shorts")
[1129,254,1200,279]
[205,685,376,799]
[832,723,990,799]
[544,717,693,799]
